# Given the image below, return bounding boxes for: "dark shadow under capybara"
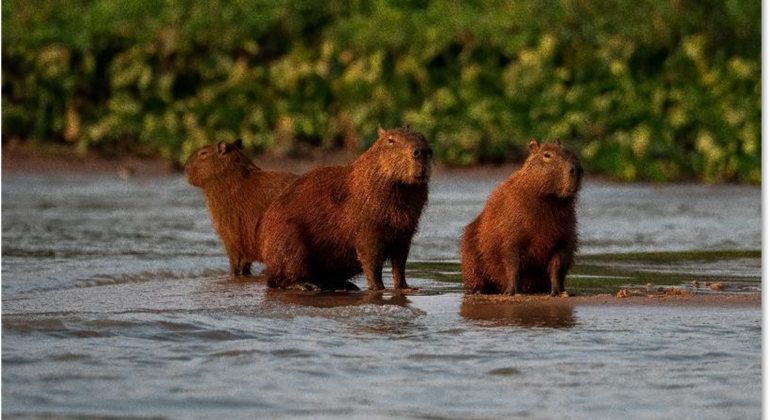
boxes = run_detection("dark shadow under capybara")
[258,127,432,291]
[185,139,299,276]
[461,139,583,296]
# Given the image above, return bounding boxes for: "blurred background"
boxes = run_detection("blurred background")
[1,0,761,183]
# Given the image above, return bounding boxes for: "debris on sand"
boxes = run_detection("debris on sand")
[691,280,700,288]
[709,282,724,291]
[617,289,629,298]
[663,288,689,296]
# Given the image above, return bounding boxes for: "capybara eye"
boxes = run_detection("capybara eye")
[199,151,208,157]
[387,137,395,145]
[543,152,552,160]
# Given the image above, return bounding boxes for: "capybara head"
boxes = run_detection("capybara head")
[522,139,583,198]
[370,127,433,184]
[184,139,254,188]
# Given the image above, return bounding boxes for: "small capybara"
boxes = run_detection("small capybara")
[461,139,583,296]
[185,139,299,276]
[258,127,432,291]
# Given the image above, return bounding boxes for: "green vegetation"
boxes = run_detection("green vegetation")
[2,0,760,183]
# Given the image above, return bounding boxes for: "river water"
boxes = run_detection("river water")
[1,170,761,419]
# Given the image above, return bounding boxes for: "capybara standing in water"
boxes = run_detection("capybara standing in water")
[185,139,298,277]
[259,127,432,291]
[461,139,583,296]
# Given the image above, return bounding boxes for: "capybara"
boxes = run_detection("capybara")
[258,127,432,291]
[185,139,299,276]
[461,139,583,295]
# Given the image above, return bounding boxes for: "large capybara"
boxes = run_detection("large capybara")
[258,127,432,291]
[185,139,299,277]
[461,139,583,296]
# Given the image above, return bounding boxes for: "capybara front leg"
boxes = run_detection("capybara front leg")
[503,254,522,295]
[356,239,385,291]
[228,252,251,277]
[548,252,571,296]
[390,242,416,291]
[264,223,311,288]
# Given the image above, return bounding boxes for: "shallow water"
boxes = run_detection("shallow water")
[1,171,761,419]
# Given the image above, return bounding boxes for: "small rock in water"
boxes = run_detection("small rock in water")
[664,288,688,296]
[488,367,522,376]
[117,164,135,180]
[709,282,724,291]
[646,283,653,291]
[617,289,629,298]
[691,280,700,288]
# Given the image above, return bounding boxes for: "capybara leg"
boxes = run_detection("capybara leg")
[227,248,241,276]
[461,254,485,294]
[363,264,385,291]
[356,239,385,291]
[264,223,311,288]
[240,261,252,276]
[503,254,522,295]
[548,253,571,296]
[390,242,416,290]
[227,252,252,277]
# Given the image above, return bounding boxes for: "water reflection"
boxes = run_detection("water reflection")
[263,288,412,309]
[460,296,577,329]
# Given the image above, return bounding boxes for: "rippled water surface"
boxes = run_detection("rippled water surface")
[2,171,761,419]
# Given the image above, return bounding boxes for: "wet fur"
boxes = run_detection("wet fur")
[259,127,432,291]
[185,140,298,276]
[461,140,583,295]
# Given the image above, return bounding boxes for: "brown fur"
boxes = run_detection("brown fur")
[461,139,583,295]
[258,127,432,291]
[185,139,299,276]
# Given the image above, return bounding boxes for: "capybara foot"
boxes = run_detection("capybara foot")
[394,281,418,291]
[395,287,421,294]
[285,282,320,291]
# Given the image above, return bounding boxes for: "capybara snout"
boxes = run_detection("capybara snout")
[375,127,433,185]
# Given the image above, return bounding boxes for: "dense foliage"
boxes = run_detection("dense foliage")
[2,0,760,182]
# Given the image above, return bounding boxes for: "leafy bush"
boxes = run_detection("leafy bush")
[2,0,760,182]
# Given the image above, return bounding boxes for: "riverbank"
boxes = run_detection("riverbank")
[0,141,663,184]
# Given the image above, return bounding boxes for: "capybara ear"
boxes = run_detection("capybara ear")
[217,141,229,156]
[234,138,244,150]
[553,138,561,146]
[528,139,540,153]
[377,126,387,137]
